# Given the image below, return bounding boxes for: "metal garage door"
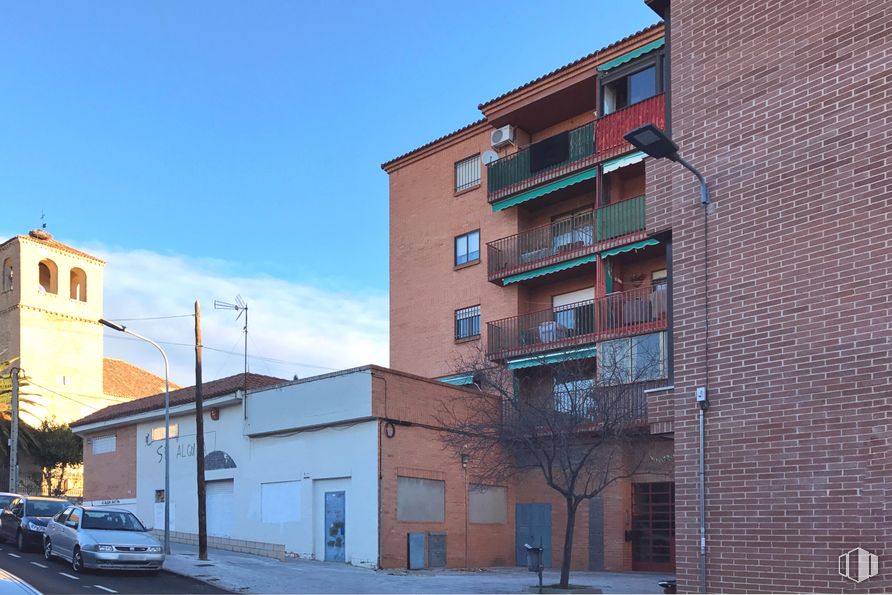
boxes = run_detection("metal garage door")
[515,503,552,567]
[206,479,234,537]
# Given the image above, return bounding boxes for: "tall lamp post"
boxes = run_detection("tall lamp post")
[99,318,171,555]
[624,124,711,594]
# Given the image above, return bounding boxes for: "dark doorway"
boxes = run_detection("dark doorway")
[631,482,675,572]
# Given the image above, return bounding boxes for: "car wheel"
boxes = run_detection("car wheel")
[71,547,84,573]
[43,539,53,561]
[16,531,25,552]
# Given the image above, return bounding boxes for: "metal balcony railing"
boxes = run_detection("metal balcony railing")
[501,380,662,428]
[486,285,668,360]
[487,211,595,279]
[486,196,646,282]
[486,122,596,203]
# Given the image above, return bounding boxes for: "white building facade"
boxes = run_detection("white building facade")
[74,370,380,567]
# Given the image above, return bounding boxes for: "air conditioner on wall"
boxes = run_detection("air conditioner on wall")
[490,125,515,149]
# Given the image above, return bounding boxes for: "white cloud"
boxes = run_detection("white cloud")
[85,243,389,386]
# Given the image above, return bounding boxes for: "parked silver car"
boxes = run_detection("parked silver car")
[43,506,164,574]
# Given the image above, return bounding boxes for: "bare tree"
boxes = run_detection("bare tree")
[438,337,669,588]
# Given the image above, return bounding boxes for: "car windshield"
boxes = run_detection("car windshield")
[26,500,67,517]
[0,496,15,510]
[81,510,146,532]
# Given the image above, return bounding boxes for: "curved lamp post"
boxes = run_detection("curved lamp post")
[624,123,711,594]
[624,123,710,205]
[98,318,171,555]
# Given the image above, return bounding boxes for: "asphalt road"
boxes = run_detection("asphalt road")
[0,543,228,594]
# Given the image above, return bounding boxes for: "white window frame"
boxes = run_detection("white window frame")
[455,230,480,266]
[151,424,179,442]
[91,435,116,455]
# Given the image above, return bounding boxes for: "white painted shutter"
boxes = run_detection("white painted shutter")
[552,287,595,308]
[206,480,234,537]
[91,435,116,455]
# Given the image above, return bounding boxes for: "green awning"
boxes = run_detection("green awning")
[439,373,474,386]
[597,38,665,72]
[492,167,597,212]
[507,346,598,370]
[600,238,660,259]
[602,151,646,173]
[502,254,597,285]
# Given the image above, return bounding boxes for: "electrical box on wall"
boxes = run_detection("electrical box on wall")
[210,407,220,421]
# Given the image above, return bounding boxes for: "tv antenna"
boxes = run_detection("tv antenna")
[214,295,248,387]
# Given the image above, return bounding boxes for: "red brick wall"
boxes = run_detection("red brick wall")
[372,369,515,568]
[82,426,136,501]
[371,367,669,572]
[388,126,522,379]
[660,1,892,591]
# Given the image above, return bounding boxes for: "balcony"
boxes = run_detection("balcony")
[596,94,665,160]
[487,195,646,284]
[486,285,668,361]
[486,122,596,205]
[501,380,662,429]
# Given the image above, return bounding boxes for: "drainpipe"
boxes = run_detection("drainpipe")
[693,170,710,594]
[696,390,708,592]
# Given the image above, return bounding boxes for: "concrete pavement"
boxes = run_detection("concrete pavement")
[164,543,670,594]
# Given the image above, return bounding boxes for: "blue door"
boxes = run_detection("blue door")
[515,503,552,567]
[324,491,346,562]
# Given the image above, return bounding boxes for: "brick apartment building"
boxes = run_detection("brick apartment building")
[384,24,677,574]
[384,0,891,591]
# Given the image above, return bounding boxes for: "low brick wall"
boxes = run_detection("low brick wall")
[153,530,285,560]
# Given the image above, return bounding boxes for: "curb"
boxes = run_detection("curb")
[162,562,242,593]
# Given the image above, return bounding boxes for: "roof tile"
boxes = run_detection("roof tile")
[103,358,182,399]
[75,372,285,428]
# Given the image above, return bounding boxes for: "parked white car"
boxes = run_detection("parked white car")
[0,568,40,595]
[43,506,164,574]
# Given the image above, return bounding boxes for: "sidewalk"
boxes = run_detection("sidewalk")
[162,543,669,594]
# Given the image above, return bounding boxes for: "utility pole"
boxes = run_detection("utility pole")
[8,368,19,493]
[194,301,208,560]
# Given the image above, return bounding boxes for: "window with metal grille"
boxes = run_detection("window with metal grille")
[455,305,480,340]
[455,154,480,192]
[455,230,480,266]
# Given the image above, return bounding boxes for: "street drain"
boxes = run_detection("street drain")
[196,563,214,567]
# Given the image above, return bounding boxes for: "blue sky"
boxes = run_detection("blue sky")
[1,2,659,383]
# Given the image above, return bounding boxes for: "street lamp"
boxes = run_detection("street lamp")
[624,122,711,593]
[98,318,171,555]
[624,123,710,205]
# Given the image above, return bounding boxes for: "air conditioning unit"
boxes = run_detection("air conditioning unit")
[490,125,515,149]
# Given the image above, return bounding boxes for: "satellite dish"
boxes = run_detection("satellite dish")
[482,150,499,165]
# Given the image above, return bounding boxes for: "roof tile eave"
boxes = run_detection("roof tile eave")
[74,372,287,428]
[0,234,107,264]
[381,118,487,172]
[381,22,664,173]
[477,22,664,111]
